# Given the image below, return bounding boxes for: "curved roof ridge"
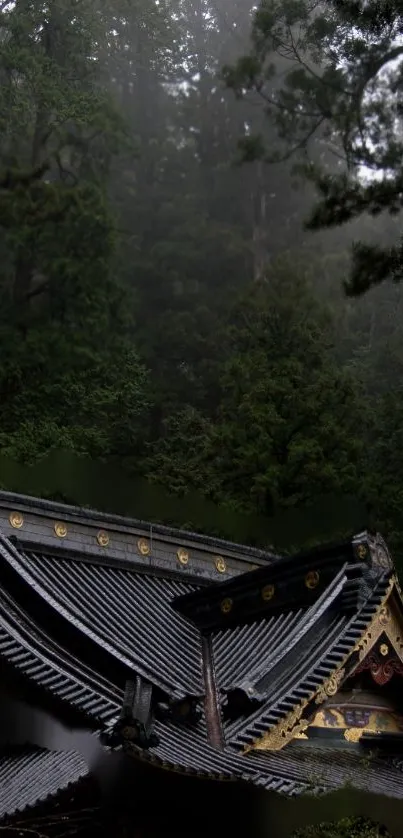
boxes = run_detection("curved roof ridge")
[0,582,121,725]
[0,533,203,699]
[247,564,349,696]
[0,490,279,563]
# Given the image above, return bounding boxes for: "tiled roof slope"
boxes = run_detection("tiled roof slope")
[220,572,392,747]
[244,743,403,799]
[0,536,203,699]
[123,717,403,799]
[212,567,347,693]
[124,717,313,796]
[0,582,122,725]
[0,746,88,819]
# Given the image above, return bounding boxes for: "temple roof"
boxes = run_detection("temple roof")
[0,490,402,817]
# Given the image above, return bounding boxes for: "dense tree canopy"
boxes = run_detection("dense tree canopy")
[293,816,391,837]
[0,0,403,563]
[224,0,403,294]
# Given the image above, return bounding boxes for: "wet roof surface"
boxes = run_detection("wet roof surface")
[0,746,89,819]
[0,493,402,813]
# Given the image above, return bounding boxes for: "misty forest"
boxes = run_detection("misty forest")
[2,1,403,836]
[2,0,403,559]
[1,0,403,543]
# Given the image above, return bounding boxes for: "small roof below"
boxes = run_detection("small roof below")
[0,745,88,820]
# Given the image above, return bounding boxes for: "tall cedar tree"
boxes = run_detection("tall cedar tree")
[0,0,150,462]
[224,0,403,294]
[144,261,365,519]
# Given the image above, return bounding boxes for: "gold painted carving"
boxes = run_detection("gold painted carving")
[177,548,189,566]
[262,584,275,602]
[380,643,389,656]
[137,538,150,556]
[54,522,67,538]
[315,668,345,705]
[246,575,403,754]
[310,706,402,735]
[97,530,110,547]
[221,597,233,615]
[357,544,368,560]
[344,728,363,743]
[305,570,320,590]
[9,511,23,529]
[379,605,391,626]
[353,578,403,665]
[247,703,310,753]
[215,556,226,574]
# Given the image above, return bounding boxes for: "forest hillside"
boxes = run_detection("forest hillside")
[0,0,402,562]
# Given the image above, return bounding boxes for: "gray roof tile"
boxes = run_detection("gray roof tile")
[0,746,88,819]
[213,568,347,695]
[247,743,403,798]
[0,585,121,724]
[0,538,203,698]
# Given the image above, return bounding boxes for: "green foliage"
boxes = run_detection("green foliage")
[0,319,150,463]
[144,260,365,521]
[1,0,403,567]
[293,816,390,837]
[0,0,148,467]
[0,0,127,320]
[210,267,363,514]
[225,0,403,293]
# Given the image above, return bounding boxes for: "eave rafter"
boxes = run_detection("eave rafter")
[245,575,403,753]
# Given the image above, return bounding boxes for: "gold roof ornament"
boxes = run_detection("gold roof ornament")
[54,522,67,538]
[305,570,320,590]
[247,703,310,752]
[137,538,150,556]
[379,605,391,626]
[215,556,226,574]
[9,511,23,529]
[294,730,309,740]
[261,584,275,602]
[353,578,402,664]
[315,668,345,705]
[221,597,233,615]
[97,530,110,547]
[177,548,189,566]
